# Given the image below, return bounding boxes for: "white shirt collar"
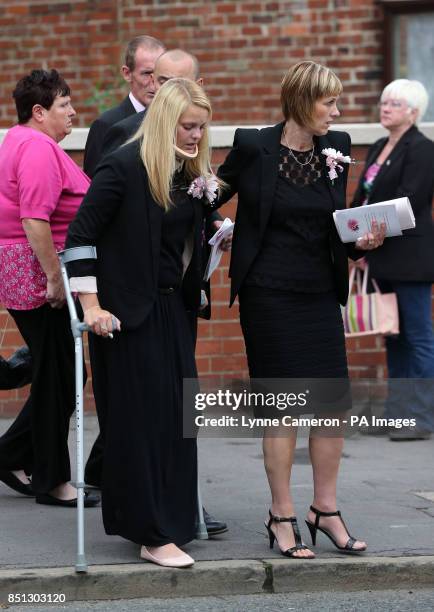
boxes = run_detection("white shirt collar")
[129,92,146,113]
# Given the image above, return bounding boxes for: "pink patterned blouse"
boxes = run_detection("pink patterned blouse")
[0,125,90,310]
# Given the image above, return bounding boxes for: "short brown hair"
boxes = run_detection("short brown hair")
[280,61,342,127]
[124,35,165,71]
[13,69,70,124]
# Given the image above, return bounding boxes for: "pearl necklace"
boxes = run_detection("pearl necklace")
[283,128,314,166]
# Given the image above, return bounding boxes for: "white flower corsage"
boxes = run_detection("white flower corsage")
[321,148,354,184]
[187,175,219,205]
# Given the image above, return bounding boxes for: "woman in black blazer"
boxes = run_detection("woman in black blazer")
[351,79,434,441]
[66,79,223,568]
[218,61,385,558]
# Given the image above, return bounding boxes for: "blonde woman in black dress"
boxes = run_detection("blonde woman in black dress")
[218,61,385,558]
[66,79,223,568]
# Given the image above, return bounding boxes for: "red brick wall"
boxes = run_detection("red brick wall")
[0,143,396,417]
[0,0,384,128]
[0,0,426,416]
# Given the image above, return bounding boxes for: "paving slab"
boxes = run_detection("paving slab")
[0,416,433,602]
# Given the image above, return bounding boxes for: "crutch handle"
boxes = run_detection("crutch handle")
[77,322,91,333]
[77,322,118,339]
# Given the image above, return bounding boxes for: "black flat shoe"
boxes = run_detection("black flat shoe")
[203,508,228,536]
[0,468,34,496]
[35,490,100,507]
[305,505,367,553]
[265,510,314,559]
[389,427,431,441]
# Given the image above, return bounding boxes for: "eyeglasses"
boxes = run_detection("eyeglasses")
[378,99,407,109]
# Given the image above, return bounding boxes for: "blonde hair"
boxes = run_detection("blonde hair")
[132,78,218,210]
[381,79,429,122]
[281,61,343,128]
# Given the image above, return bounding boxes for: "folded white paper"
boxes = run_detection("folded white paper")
[203,217,234,281]
[333,197,415,243]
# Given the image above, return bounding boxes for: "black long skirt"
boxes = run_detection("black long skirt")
[239,286,350,416]
[91,290,197,546]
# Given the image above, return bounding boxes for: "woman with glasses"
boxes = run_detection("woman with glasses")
[351,79,434,440]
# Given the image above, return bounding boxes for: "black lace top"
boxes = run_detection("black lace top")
[158,170,195,287]
[244,145,336,292]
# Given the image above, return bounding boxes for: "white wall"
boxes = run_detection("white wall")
[1,123,434,150]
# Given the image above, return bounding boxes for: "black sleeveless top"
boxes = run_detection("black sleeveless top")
[245,145,335,293]
[158,170,195,287]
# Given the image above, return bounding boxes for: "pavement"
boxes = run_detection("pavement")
[0,415,434,604]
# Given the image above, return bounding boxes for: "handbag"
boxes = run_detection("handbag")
[342,264,399,337]
[0,313,32,390]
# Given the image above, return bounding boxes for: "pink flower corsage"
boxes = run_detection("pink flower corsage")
[321,148,354,184]
[187,175,219,205]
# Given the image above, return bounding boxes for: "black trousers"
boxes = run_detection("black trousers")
[0,304,76,494]
[84,309,199,487]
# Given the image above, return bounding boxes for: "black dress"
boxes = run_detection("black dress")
[94,178,198,546]
[238,147,349,400]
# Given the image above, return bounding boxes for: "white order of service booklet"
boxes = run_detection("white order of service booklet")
[333,197,415,243]
[203,217,235,281]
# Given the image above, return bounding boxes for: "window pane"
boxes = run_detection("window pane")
[393,12,434,120]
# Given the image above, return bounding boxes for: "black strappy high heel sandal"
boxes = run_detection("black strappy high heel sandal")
[305,505,367,553]
[265,510,315,559]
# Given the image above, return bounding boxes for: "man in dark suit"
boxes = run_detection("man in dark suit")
[101,49,202,159]
[83,35,165,178]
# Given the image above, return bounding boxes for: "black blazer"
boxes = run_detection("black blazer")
[101,110,146,159]
[83,96,136,178]
[351,126,434,282]
[217,122,360,306]
[66,141,208,329]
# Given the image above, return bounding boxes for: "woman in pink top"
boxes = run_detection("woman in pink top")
[0,69,98,507]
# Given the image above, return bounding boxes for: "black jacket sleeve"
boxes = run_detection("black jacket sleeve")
[83,118,111,179]
[101,122,131,159]
[216,128,258,206]
[66,155,126,277]
[395,138,434,215]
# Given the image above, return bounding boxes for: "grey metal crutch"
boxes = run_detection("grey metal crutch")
[59,246,97,574]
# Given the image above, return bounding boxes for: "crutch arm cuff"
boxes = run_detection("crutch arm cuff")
[70,276,98,294]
